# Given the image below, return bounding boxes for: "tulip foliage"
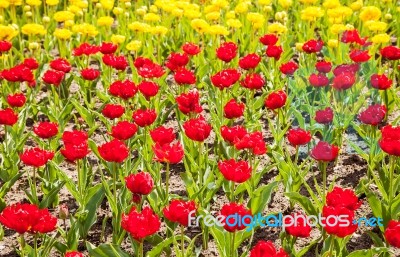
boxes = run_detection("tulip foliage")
[0,0,399,257]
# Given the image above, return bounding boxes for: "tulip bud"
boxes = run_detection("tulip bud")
[150,5,158,13]
[328,39,338,48]
[59,203,69,220]
[263,5,273,13]
[124,2,131,7]
[82,8,87,13]
[65,20,74,27]
[25,11,32,17]
[11,24,19,30]
[76,11,83,17]
[95,3,102,8]
[385,14,392,20]
[113,7,123,15]
[29,42,39,50]
[124,12,130,17]
[43,16,50,23]
[0,16,3,23]
[78,117,85,125]
[295,43,304,52]
[23,5,31,11]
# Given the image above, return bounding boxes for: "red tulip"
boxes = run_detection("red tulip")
[135,59,165,78]
[175,90,203,115]
[23,58,39,70]
[98,139,129,163]
[241,73,265,90]
[103,54,129,71]
[218,159,252,183]
[224,99,245,119]
[132,109,157,127]
[62,130,88,146]
[108,80,138,99]
[20,148,54,167]
[333,63,360,76]
[284,213,312,238]
[309,73,329,87]
[65,251,84,257]
[150,126,175,145]
[259,34,279,46]
[138,81,159,100]
[183,116,212,142]
[50,58,72,73]
[61,130,89,162]
[0,40,12,52]
[380,46,400,60]
[0,203,57,234]
[110,121,138,140]
[250,240,289,257]
[99,42,118,54]
[220,125,247,145]
[153,141,184,164]
[326,186,361,211]
[370,74,392,90]
[234,131,266,155]
[7,93,26,108]
[211,69,241,90]
[322,205,357,238]
[315,107,333,124]
[384,220,400,248]
[1,64,34,83]
[0,108,18,126]
[287,128,311,146]
[43,70,65,86]
[310,141,339,162]
[316,60,332,73]
[121,206,160,242]
[265,45,283,60]
[302,39,323,53]
[174,67,196,85]
[166,52,189,70]
[33,122,59,139]
[349,49,371,63]
[379,125,400,156]
[358,104,386,126]
[239,53,261,70]
[163,199,197,227]
[265,90,287,110]
[279,61,298,75]
[73,43,100,56]
[182,42,201,56]
[102,104,125,119]
[216,42,237,62]
[332,72,356,90]
[80,68,100,81]
[341,29,367,46]
[125,172,154,196]
[220,203,252,232]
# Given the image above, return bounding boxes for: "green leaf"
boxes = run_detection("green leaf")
[346,247,389,257]
[285,192,318,216]
[86,243,130,257]
[39,181,66,208]
[249,181,278,214]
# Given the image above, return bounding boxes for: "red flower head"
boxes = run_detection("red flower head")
[136,59,165,79]
[183,116,212,142]
[1,65,34,83]
[211,69,241,90]
[132,109,157,127]
[302,39,323,53]
[65,251,84,257]
[326,186,361,211]
[284,213,312,238]
[333,63,360,76]
[239,53,261,70]
[7,93,26,108]
[43,70,65,86]
[33,122,59,139]
[311,141,339,162]
[0,40,12,52]
[175,90,203,115]
[138,81,159,100]
[100,42,118,54]
[153,141,184,164]
[341,29,366,45]
[62,130,88,146]
[224,99,245,119]
[266,45,283,60]
[250,240,289,257]
[322,205,357,238]
[370,74,392,90]
[358,104,386,126]
[174,67,196,85]
[110,121,138,140]
[259,34,279,46]
[23,58,39,70]
[50,58,72,73]
[379,125,400,156]
[316,60,332,73]
[125,172,154,195]
[61,130,89,162]
[218,159,252,183]
[315,107,334,124]
[0,203,57,234]
[220,203,252,232]
[98,139,129,163]
[109,80,138,100]
[150,126,175,145]
[166,52,189,70]
[0,108,18,126]
[279,61,298,75]
[287,128,311,146]
[73,43,99,56]
[216,42,238,62]
[234,131,267,155]
[265,90,287,110]
[332,72,356,90]
[103,54,129,71]
[309,73,329,87]
[20,148,54,167]
[380,46,400,61]
[220,125,247,145]
[385,220,400,248]
[121,206,160,242]
[182,42,201,55]
[163,199,197,227]
[80,68,100,81]
[241,73,265,90]
[349,49,371,63]
[102,104,125,119]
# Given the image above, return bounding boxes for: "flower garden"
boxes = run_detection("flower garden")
[0,0,399,256]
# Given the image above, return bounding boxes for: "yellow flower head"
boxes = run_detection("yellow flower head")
[371,33,390,44]
[268,22,287,34]
[206,24,229,36]
[259,0,272,5]
[8,0,22,5]
[144,13,161,22]
[67,5,82,14]
[72,23,98,37]
[301,6,324,21]
[247,12,265,24]
[149,26,168,36]
[206,12,220,21]
[0,0,10,8]
[191,19,210,33]
[46,0,59,5]
[327,39,338,48]
[136,7,147,16]
[359,6,381,22]
[295,43,304,51]
[235,3,249,13]
[327,6,353,19]
[100,0,114,10]
[366,21,387,31]
[275,11,287,22]
[111,34,125,44]
[171,8,183,17]
[212,0,229,8]
[0,25,18,40]
[226,11,235,19]
[204,5,219,14]
[54,28,72,40]
[113,7,123,15]
[97,16,114,27]
[184,9,201,19]
[330,24,346,34]
[350,0,363,11]
[128,22,151,32]
[226,19,242,28]
[299,0,317,4]
[278,0,292,9]
[26,0,41,6]
[21,23,46,36]
[126,40,142,51]
[149,5,158,13]
[323,0,340,9]
[28,42,39,49]
[54,11,75,22]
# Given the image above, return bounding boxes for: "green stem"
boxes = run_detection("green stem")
[165,162,170,203]
[137,241,143,257]
[321,162,327,206]
[230,232,236,257]
[389,156,396,218]
[34,234,38,257]
[230,181,235,202]
[180,225,185,256]
[20,234,25,257]
[113,162,118,206]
